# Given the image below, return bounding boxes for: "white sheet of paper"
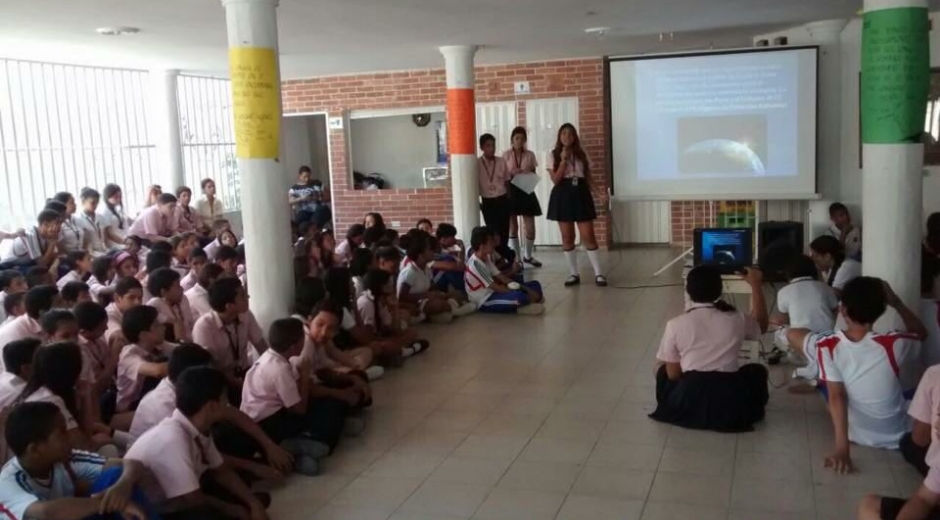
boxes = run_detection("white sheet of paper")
[511,172,540,194]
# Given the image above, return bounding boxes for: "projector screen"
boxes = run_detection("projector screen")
[609,47,818,200]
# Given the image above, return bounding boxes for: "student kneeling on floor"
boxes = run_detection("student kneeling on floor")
[649,265,769,432]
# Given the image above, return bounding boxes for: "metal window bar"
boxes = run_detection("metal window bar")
[0,58,157,230]
[176,74,239,211]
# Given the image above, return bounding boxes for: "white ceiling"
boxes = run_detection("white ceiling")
[0,0,908,79]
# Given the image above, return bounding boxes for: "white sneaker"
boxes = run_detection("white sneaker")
[449,300,476,317]
[518,303,545,316]
[365,366,385,381]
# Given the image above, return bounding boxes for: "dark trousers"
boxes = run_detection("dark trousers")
[481,196,511,247]
[212,421,261,461]
[161,473,258,520]
[899,431,930,476]
[258,397,349,452]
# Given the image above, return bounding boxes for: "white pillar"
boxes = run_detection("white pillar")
[221,0,293,328]
[439,45,480,238]
[805,20,847,200]
[862,0,929,309]
[149,69,185,191]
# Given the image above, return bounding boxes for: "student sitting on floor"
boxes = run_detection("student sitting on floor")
[60,281,91,308]
[86,256,114,305]
[650,265,769,432]
[0,286,59,370]
[0,402,151,520]
[349,248,375,300]
[899,364,940,478]
[126,366,271,520]
[0,339,39,409]
[169,233,195,278]
[358,269,429,359]
[429,227,466,295]
[0,270,27,323]
[147,267,195,343]
[56,251,91,290]
[215,246,240,280]
[2,293,25,325]
[789,277,927,474]
[185,263,224,320]
[465,227,544,315]
[827,202,862,261]
[335,224,365,266]
[104,277,144,349]
[241,319,331,476]
[398,231,474,323]
[810,235,862,297]
[112,251,141,283]
[116,305,169,415]
[180,247,208,292]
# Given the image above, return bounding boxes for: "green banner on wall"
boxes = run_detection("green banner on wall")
[861,7,930,144]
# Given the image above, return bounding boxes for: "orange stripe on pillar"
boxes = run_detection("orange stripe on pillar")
[446,88,476,155]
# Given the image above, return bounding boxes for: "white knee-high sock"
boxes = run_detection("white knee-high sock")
[586,248,603,277]
[564,249,579,276]
[522,236,533,259]
[509,236,521,257]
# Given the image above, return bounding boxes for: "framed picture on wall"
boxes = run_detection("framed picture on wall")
[424,166,450,188]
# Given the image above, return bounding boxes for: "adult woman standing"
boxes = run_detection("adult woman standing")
[546,123,607,287]
[196,178,225,224]
[503,127,543,268]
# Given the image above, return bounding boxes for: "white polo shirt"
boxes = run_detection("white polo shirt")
[1,228,49,263]
[357,291,392,328]
[813,330,920,448]
[129,378,177,443]
[0,451,106,519]
[58,216,84,253]
[75,212,108,254]
[0,316,43,372]
[464,254,499,306]
[55,270,83,290]
[184,285,211,320]
[240,349,301,422]
[776,277,838,332]
[397,259,432,298]
[0,372,25,409]
[23,387,79,431]
[828,259,863,291]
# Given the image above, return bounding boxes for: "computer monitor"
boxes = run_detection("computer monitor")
[693,228,754,274]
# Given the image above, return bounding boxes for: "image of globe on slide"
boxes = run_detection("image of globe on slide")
[677,115,767,176]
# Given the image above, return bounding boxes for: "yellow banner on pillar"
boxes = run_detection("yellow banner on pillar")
[229,47,280,159]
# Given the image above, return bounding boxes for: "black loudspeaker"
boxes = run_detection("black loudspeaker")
[758,221,804,282]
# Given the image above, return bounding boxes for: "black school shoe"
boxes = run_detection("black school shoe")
[564,275,581,287]
[523,257,543,268]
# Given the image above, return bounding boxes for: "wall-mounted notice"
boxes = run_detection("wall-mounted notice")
[229,47,280,158]
[862,7,930,144]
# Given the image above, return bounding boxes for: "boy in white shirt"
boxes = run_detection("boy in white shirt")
[0,270,27,323]
[180,248,208,292]
[185,263,224,320]
[0,338,40,409]
[56,251,91,290]
[465,227,544,315]
[827,202,862,261]
[397,231,474,323]
[788,277,927,474]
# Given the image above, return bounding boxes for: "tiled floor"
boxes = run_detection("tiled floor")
[266,248,922,520]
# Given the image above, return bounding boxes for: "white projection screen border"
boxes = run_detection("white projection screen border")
[605,46,819,201]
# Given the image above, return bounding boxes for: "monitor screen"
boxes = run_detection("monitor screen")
[694,228,753,271]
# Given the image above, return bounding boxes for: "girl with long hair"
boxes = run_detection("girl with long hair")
[503,127,543,267]
[810,235,861,297]
[98,183,130,246]
[546,123,606,287]
[173,186,205,234]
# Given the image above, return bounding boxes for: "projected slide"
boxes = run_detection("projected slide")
[609,48,817,200]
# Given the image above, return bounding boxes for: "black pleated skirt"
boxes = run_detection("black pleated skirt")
[546,178,597,222]
[508,184,542,216]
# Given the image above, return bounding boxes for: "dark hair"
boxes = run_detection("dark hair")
[79,187,100,202]
[0,270,24,291]
[91,256,113,283]
[114,276,143,297]
[363,226,385,248]
[3,338,41,376]
[785,254,819,282]
[841,276,887,325]
[406,231,430,261]
[362,269,391,329]
[198,263,225,289]
[298,165,312,175]
[382,229,399,243]
[470,226,493,250]
[168,343,214,383]
[208,277,243,313]
[25,267,51,289]
[123,235,143,250]
[66,250,90,268]
[200,178,215,191]
[156,193,177,205]
[5,402,63,456]
[216,245,240,263]
[175,186,192,198]
[175,366,227,417]
[3,292,25,318]
[169,233,193,252]
[189,247,208,262]
[43,202,67,217]
[269,318,305,353]
[150,241,173,254]
[60,281,89,304]
[147,268,181,298]
[24,286,58,319]
[415,218,433,230]
[346,224,366,241]
[686,265,735,312]
[829,203,848,217]
[551,123,590,178]
[479,133,496,148]
[37,209,62,226]
[364,212,385,229]
[510,126,527,143]
[52,192,73,206]
[313,298,344,320]
[73,301,108,331]
[294,277,327,317]
[40,309,76,336]
[435,223,458,239]
[121,305,159,344]
[146,250,173,273]
[324,267,352,310]
[375,246,401,264]
[314,232,335,269]
[18,342,83,420]
[350,248,375,277]
[810,235,845,287]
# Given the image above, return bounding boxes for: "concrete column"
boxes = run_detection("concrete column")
[806,20,847,200]
[149,69,185,191]
[861,0,929,308]
[439,45,480,238]
[221,0,294,328]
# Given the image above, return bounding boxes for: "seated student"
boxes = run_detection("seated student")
[40,309,79,345]
[75,187,110,256]
[73,302,120,428]
[416,218,433,234]
[899,364,940,478]
[363,211,385,230]
[375,245,402,277]
[768,254,839,372]
[0,339,40,409]
[185,263,224,320]
[0,210,61,270]
[3,293,25,325]
[104,277,144,348]
[827,202,862,261]
[56,251,90,290]
[147,267,195,343]
[789,278,927,474]
[381,228,399,248]
[60,281,91,308]
[810,235,862,297]
[241,319,331,476]
[0,402,150,520]
[398,232,475,323]
[362,226,385,251]
[169,233,195,278]
[204,225,237,262]
[112,251,141,282]
[192,278,268,397]
[429,229,466,294]
[181,247,208,292]
[129,344,293,480]
[650,266,769,432]
[465,226,544,315]
[125,367,271,520]
[0,286,59,370]
[436,223,467,263]
[25,267,55,289]
[86,255,114,304]
[349,248,375,299]
[335,225,365,266]
[116,306,169,414]
[357,269,429,360]
[0,270,27,323]
[126,193,177,244]
[215,245,241,279]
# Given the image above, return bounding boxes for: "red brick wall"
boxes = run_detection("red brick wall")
[282,58,609,246]
[671,201,717,247]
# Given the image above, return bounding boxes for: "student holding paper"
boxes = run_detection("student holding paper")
[503,127,543,268]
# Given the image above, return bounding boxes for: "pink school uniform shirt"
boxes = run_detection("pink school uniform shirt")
[173,206,202,233]
[127,206,173,239]
[104,303,124,344]
[657,303,762,373]
[240,349,301,422]
[146,297,195,342]
[478,156,509,198]
[185,285,211,319]
[0,315,43,371]
[116,343,160,412]
[503,149,538,177]
[192,311,264,373]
